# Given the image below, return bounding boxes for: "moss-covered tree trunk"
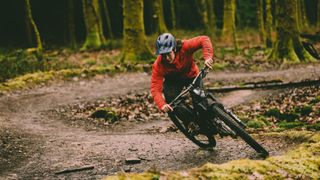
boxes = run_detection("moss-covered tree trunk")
[100,0,114,39]
[81,0,106,50]
[297,0,308,31]
[24,0,43,54]
[222,0,237,50]
[265,0,273,48]
[122,0,152,62]
[67,0,77,49]
[196,0,215,32]
[318,0,320,28]
[270,0,316,63]
[196,0,208,29]
[206,0,216,32]
[24,2,33,47]
[170,0,176,29]
[258,0,266,46]
[152,0,168,34]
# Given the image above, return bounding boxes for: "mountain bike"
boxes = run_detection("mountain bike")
[168,67,269,157]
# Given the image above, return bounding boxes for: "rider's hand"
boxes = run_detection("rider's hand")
[204,58,213,69]
[161,104,173,113]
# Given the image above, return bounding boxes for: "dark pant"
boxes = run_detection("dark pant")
[163,77,194,104]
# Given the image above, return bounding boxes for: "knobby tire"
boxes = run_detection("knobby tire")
[169,112,216,148]
[211,105,269,157]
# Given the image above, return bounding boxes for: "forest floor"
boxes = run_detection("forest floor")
[0,63,320,179]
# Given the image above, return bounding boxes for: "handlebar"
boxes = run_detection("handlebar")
[191,66,209,85]
[169,66,210,107]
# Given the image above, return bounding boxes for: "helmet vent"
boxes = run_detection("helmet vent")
[165,35,169,39]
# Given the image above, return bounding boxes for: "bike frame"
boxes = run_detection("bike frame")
[169,67,246,131]
[168,68,269,156]
[169,67,215,133]
[169,67,209,108]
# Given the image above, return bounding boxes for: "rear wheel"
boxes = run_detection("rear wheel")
[211,105,269,157]
[169,105,216,148]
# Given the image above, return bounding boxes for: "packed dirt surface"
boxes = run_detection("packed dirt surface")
[0,64,320,179]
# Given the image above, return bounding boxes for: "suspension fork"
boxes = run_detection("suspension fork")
[213,102,247,129]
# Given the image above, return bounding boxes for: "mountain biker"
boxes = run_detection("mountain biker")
[150,33,214,113]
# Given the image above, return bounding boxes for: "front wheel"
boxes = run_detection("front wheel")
[211,105,269,157]
[169,105,216,148]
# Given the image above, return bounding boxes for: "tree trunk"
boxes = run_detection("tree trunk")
[170,0,176,29]
[81,0,106,50]
[152,0,168,34]
[24,0,43,54]
[196,0,208,29]
[24,1,33,47]
[318,0,320,28]
[206,0,216,32]
[175,0,181,28]
[100,0,114,39]
[122,0,152,62]
[222,0,237,49]
[265,0,273,48]
[67,0,77,49]
[270,0,316,63]
[196,0,215,31]
[258,0,266,46]
[297,0,308,31]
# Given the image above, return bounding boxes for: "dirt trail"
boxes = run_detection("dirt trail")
[0,64,320,179]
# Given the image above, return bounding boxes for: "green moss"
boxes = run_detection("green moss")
[278,121,306,129]
[295,105,313,116]
[0,71,54,92]
[305,123,320,131]
[90,107,119,123]
[249,64,263,72]
[212,62,229,71]
[104,131,320,179]
[310,96,320,104]
[122,0,153,62]
[258,115,271,126]
[280,112,299,122]
[247,119,266,128]
[238,116,250,123]
[264,108,281,119]
[265,108,299,122]
[246,115,272,129]
[0,66,119,93]
[84,58,97,66]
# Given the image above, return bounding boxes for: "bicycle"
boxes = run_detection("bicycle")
[168,67,269,157]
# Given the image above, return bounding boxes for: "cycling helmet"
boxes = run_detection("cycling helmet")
[155,33,177,55]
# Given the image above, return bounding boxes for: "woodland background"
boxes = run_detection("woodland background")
[0,0,319,85]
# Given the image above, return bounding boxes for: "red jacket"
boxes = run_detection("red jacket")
[150,36,213,109]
